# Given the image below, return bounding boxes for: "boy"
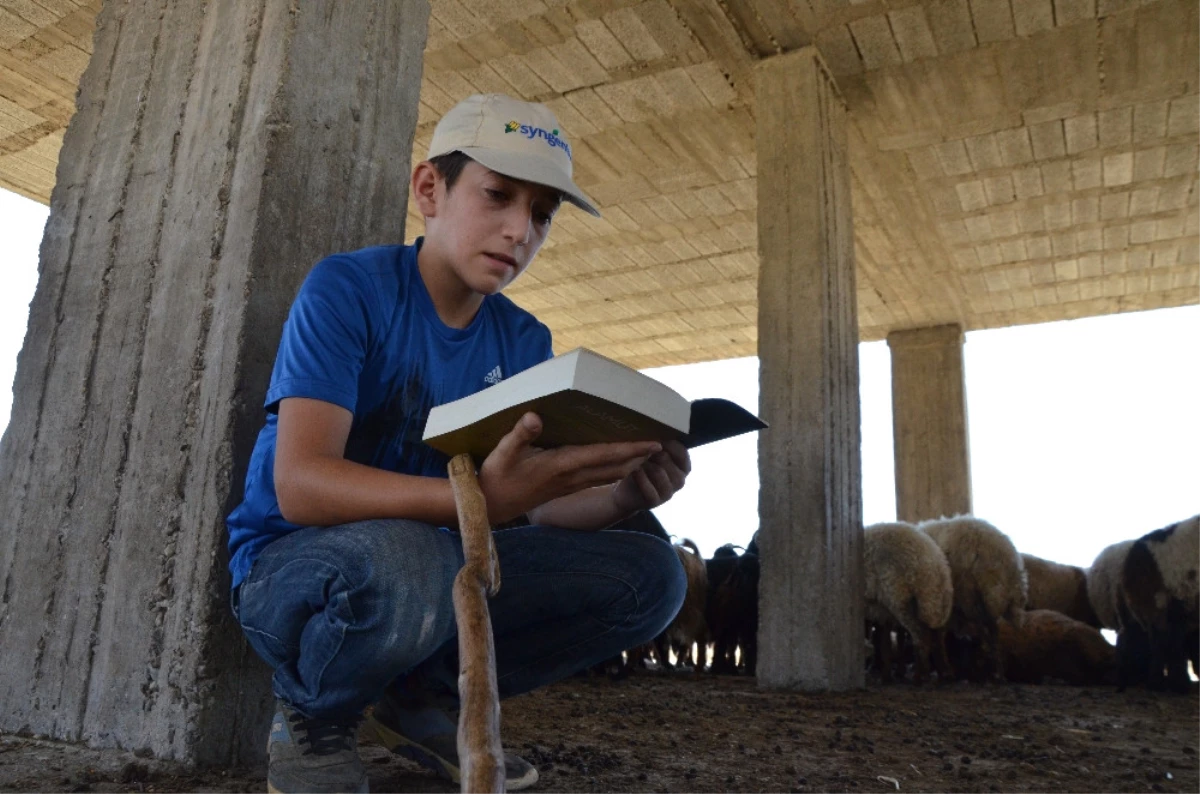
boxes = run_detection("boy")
[226,93,690,793]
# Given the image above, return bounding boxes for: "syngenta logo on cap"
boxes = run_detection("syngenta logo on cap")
[504,120,572,160]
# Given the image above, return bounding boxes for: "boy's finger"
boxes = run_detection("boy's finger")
[662,440,691,473]
[634,469,659,505]
[572,458,651,489]
[554,441,660,470]
[492,412,543,462]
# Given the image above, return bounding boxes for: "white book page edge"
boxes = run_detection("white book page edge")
[422,351,582,439]
[571,350,690,433]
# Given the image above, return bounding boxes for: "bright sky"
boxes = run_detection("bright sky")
[2,187,1197,571]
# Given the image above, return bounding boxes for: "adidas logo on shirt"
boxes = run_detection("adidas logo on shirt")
[483,365,503,385]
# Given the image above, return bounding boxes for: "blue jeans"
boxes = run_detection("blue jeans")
[232,520,686,721]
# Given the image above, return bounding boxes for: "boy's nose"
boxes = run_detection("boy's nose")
[503,207,533,245]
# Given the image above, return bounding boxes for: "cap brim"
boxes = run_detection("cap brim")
[457,146,601,218]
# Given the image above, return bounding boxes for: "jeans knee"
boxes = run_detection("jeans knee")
[619,534,687,639]
[327,522,461,667]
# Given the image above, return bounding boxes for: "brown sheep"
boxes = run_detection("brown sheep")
[997,609,1116,686]
[655,539,708,670]
[707,551,758,674]
[1022,553,1100,628]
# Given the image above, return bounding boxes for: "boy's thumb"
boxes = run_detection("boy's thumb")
[516,411,543,440]
[495,412,542,459]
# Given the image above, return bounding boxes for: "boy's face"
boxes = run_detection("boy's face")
[420,160,562,295]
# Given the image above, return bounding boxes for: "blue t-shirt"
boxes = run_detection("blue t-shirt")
[226,240,554,588]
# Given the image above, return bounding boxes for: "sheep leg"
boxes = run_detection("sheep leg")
[448,454,505,794]
[930,627,954,683]
[912,625,933,685]
[872,624,893,684]
[983,621,1003,683]
[654,631,673,671]
[1162,604,1191,694]
[742,630,758,677]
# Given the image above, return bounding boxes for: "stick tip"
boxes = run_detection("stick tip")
[448,453,475,477]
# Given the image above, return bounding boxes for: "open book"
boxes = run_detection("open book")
[422,348,767,460]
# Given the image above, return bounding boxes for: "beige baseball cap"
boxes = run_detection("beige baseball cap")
[427,93,600,217]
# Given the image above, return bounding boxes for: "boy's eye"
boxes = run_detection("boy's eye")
[534,210,553,226]
[485,188,507,201]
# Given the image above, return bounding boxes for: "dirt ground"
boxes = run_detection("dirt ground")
[1,671,1196,793]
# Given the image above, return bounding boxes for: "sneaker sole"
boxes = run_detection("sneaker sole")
[267,777,364,794]
[359,714,539,791]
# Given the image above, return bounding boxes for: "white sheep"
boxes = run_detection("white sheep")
[1022,553,1100,627]
[1086,539,1135,631]
[919,515,1027,682]
[863,522,954,683]
[1086,538,1155,690]
[1121,515,1199,693]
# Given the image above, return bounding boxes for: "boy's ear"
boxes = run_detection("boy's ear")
[411,161,441,218]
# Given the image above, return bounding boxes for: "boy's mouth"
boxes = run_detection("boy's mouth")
[485,252,517,268]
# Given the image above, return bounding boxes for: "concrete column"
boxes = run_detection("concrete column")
[887,324,972,523]
[0,0,429,765]
[756,48,863,691]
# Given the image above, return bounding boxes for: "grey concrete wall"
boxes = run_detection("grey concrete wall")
[888,324,972,523]
[755,48,864,691]
[0,0,429,765]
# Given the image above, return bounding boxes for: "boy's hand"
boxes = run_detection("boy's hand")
[478,413,663,525]
[610,439,691,514]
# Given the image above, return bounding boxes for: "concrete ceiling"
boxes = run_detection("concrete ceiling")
[2,0,1197,368]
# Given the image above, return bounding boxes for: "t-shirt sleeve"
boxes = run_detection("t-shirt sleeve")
[264,257,375,414]
[534,321,554,364]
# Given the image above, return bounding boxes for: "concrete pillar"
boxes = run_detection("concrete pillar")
[887,324,972,523]
[0,0,429,765]
[756,48,863,691]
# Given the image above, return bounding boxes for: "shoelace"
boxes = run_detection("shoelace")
[290,711,359,756]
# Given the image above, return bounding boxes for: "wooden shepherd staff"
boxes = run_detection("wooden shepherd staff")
[447,453,506,793]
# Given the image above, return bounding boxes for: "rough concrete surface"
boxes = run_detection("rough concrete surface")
[0,0,429,766]
[888,324,972,523]
[756,48,863,692]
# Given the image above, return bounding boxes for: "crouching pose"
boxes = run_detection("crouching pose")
[226,94,689,794]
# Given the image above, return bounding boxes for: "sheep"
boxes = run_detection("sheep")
[1121,515,1199,693]
[1085,538,1153,689]
[919,515,1027,682]
[1086,539,1136,631]
[704,546,740,672]
[654,539,708,670]
[1022,553,1100,627]
[863,522,954,684]
[708,550,759,674]
[996,609,1116,686]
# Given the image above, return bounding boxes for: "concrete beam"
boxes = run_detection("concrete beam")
[756,47,863,691]
[0,0,429,765]
[887,324,972,523]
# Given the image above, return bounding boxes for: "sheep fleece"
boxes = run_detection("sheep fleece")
[864,522,952,632]
[1087,539,1135,631]
[1022,553,1099,627]
[997,609,1116,685]
[921,516,1027,629]
[1124,515,1199,630]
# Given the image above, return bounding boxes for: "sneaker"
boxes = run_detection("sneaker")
[267,699,368,794]
[359,701,539,791]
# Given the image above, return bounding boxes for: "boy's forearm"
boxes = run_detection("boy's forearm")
[527,485,630,531]
[276,455,459,528]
